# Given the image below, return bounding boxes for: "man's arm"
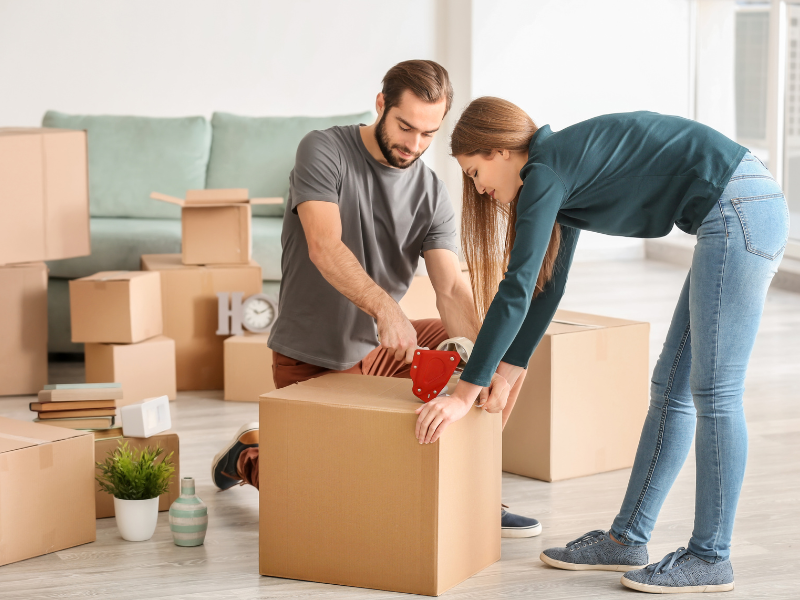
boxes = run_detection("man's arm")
[424,248,481,342]
[297,200,418,363]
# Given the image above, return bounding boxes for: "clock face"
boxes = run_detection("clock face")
[242,296,277,333]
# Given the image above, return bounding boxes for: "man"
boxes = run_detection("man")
[211,60,539,537]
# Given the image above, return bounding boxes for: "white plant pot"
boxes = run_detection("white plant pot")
[114,497,160,541]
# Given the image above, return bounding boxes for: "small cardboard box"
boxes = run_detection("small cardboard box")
[0,418,95,566]
[94,432,180,519]
[0,262,48,396]
[151,189,282,265]
[0,128,90,266]
[70,271,163,344]
[259,374,501,596]
[502,309,650,482]
[85,335,177,407]
[141,254,262,390]
[224,333,275,402]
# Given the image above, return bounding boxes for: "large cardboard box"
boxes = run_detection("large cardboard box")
[151,189,282,265]
[224,333,275,402]
[94,432,180,519]
[85,335,177,407]
[141,254,262,390]
[0,418,95,566]
[502,309,650,482]
[259,374,501,596]
[0,262,48,396]
[0,128,90,266]
[70,271,163,344]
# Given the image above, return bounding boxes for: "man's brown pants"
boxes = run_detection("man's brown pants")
[237,318,449,489]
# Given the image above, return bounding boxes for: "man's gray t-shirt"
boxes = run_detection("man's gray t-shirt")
[267,124,458,370]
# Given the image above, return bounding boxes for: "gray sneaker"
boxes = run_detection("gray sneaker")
[621,547,734,594]
[540,530,649,572]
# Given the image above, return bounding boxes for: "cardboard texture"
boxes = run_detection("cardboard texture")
[141,254,262,390]
[224,333,275,401]
[94,432,180,519]
[85,335,177,406]
[70,271,163,343]
[151,190,282,265]
[0,128,90,266]
[0,262,48,396]
[0,418,96,566]
[259,374,501,596]
[502,309,650,482]
[399,271,470,320]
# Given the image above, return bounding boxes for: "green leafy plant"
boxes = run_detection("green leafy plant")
[96,441,175,500]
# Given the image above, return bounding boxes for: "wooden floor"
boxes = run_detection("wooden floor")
[1,258,798,599]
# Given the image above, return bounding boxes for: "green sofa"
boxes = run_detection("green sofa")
[43,110,372,353]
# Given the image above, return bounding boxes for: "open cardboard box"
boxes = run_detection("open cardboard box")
[0,418,95,566]
[151,189,282,265]
[0,128,90,266]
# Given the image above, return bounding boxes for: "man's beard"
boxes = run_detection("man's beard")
[375,114,424,169]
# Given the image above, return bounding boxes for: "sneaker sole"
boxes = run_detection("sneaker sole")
[211,422,260,491]
[621,577,734,594]
[502,522,543,538]
[540,552,648,572]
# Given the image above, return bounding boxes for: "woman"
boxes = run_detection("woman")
[415,97,788,594]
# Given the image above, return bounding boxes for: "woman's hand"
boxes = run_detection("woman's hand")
[414,373,511,444]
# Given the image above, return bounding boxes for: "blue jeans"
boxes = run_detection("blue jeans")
[609,153,789,562]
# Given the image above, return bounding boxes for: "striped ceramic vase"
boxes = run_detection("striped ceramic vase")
[168,477,208,546]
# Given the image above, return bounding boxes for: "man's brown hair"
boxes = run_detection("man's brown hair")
[382,60,453,115]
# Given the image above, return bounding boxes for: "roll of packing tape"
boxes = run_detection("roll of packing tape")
[435,337,473,371]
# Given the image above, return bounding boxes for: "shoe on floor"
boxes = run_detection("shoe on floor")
[621,547,734,594]
[540,530,649,571]
[501,506,542,538]
[211,422,259,491]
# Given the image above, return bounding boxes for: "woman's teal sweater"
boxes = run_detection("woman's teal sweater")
[460,111,748,387]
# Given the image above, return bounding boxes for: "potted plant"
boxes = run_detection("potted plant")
[96,441,175,541]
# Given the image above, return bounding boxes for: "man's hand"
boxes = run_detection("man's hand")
[376,304,418,364]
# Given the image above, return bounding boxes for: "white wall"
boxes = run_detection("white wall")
[0,0,436,122]
[470,0,694,260]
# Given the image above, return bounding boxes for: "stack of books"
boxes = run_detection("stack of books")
[32,383,124,440]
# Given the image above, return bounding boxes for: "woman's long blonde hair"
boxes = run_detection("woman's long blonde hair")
[450,97,561,320]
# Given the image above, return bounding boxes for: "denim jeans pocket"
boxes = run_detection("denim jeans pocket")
[730,193,789,259]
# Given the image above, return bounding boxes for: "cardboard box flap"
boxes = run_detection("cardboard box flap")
[262,373,420,413]
[547,309,645,335]
[0,127,82,138]
[150,192,187,207]
[79,270,154,282]
[0,417,91,454]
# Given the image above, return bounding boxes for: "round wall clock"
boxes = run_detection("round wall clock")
[241,294,278,333]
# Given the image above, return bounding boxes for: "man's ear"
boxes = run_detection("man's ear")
[499,149,511,160]
[376,93,385,117]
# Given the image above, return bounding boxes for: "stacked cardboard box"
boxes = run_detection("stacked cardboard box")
[31,382,123,436]
[224,333,276,401]
[70,271,177,406]
[0,128,90,396]
[142,254,262,391]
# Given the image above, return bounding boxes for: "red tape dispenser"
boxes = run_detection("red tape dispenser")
[410,348,461,402]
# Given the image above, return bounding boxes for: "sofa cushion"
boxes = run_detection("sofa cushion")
[46,218,182,279]
[46,216,284,281]
[207,111,373,217]
[42,111,211,219]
